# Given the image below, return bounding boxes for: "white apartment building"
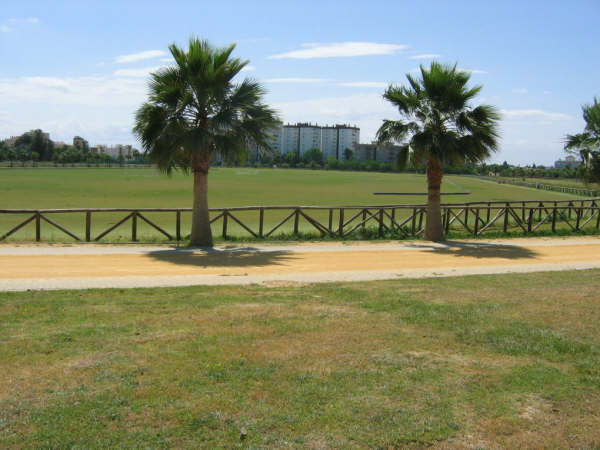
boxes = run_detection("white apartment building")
[321,124,360,160]
[297,124,322,156]
[250,122,360,160]
[93,144,133,159]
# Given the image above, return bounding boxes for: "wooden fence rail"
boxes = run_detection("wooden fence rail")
[476,176,599,197]
[1,198,599,242]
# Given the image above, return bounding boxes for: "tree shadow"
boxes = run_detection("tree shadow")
[147,246,295,268]
[405,241,540,260]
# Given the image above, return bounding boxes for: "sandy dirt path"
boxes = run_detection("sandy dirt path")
[0,237,599,291]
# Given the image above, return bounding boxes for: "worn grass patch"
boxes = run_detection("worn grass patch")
[1,269,599,448]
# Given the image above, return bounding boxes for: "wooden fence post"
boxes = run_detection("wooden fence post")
[85,211,91,242]
[176,210,181,241]
[503,203,509,233]
[444,208,450,235]
[131,212,137,242]
[35,212,41,242]
[474,208,480,236]
[259,207,264,238]
[328,209,333,233]
[222,211,228,239]
[551,202,557,232]
[378,208,384,237]
[338,208,344,236]
[486,202,491,223]
[294,209,300,234]
[411,207,417,235]
[362,209,367,230]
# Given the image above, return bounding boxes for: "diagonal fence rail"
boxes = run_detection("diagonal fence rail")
[1,198,599,243]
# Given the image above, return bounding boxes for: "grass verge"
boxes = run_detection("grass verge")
[1,270,599,448]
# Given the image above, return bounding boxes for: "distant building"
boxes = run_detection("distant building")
[252,122,360,160]
[554,155,580,169]
[356,142,404,163]
[92,144,134,159]
[321,124,360,160]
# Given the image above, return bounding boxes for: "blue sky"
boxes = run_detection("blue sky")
[1,0,598,165]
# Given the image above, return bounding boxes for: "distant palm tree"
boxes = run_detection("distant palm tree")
[133,38,279,246]
[564,98,600,184]
[377,62,500,241]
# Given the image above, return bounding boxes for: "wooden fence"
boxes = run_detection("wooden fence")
[481,177,599,197]
[1,198,599,242]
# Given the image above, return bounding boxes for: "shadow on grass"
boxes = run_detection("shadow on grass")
[147,246,295,268]
[408,241,540,260]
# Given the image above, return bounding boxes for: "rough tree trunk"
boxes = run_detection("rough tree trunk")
[424,157,444,241]
[190,151,213,247]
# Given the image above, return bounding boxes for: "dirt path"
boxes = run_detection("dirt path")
[1,237,599,291]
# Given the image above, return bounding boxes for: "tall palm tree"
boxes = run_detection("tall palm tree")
[377,62,500,241]
[133,38,280,247]
[564,98,600,184]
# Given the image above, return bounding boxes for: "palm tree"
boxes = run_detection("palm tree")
[133,38,280,247]
[564,98,600,184]
[377,62,500,241]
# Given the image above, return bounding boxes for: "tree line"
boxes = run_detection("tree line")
[0,130,147,165]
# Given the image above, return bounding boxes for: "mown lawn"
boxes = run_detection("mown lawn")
[0,168,588,242]
[1,270,599,448]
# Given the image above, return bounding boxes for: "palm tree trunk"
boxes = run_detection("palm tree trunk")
[424,157,444,241]
[190,152,213,247]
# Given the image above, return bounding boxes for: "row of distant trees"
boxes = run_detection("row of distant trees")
[0,130,148,165]
[246,147,583,178]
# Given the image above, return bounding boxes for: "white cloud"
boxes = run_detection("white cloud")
[159,57,172,63]
[2,17,40,30]
[113,66,164,77]
[115,50,167,64]
[264,77,330,83]
[512,88,528,94]
[338,81,388,88]
[0,75,150,145]
[409,54,441,59]
[268,42,407,59]
[500,109,572,121]
[0,76,147,107]
[241,65,256,72]
[458,68,487,74]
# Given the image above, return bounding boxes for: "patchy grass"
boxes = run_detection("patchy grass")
[1,270,599,448]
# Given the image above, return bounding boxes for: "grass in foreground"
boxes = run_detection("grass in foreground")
[1,270,600,448]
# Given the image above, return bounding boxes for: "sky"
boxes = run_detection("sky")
[1,0,599,165]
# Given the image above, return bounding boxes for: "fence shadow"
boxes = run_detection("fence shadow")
[407,241,540,260]
[147,247,295,268]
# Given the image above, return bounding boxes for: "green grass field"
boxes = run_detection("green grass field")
[1,270,599,448]
[0,167,592,242]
